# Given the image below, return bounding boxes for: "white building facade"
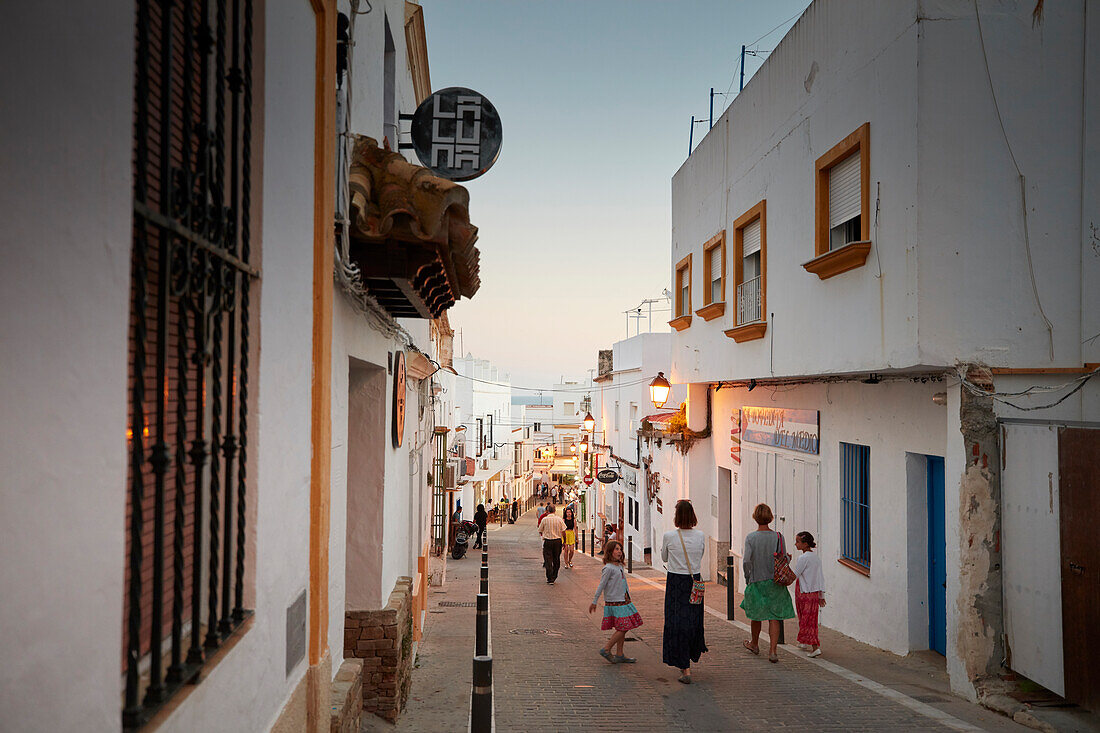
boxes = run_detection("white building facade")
[452,353,514,515]
[591,333,686,565]
[668,0,1099,709]
[1,1,485,729]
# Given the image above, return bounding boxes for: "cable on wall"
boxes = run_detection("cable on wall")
[973,0,1055,360]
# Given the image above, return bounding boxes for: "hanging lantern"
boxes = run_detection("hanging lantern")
[649,372,671,409]
[583,411,595,432]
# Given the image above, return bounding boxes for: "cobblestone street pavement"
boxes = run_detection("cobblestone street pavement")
[366,512,1027,732]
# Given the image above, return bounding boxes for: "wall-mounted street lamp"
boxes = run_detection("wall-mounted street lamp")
[570,442,577,453]
[649,372,671,409]
[583,412,595,432]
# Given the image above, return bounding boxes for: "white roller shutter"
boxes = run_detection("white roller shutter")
[828,151,861,228]
[709,246,723,283]
[742,218,761,257]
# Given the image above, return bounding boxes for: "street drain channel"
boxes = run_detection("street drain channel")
[437,601,477,607]
[509,629,564,637]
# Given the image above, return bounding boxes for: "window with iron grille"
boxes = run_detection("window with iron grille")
[840,442,871,571]
[123,0,257,727]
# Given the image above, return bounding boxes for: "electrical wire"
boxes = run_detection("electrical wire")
[956,365,1099,411]
[452,371,655,393]
[973,0,1055,360]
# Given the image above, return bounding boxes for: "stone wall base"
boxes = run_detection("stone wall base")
[330,658,364,733]
[345,577,414,723]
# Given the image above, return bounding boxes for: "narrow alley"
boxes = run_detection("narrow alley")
[367,511,1026,733]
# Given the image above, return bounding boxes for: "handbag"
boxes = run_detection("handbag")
[773,532,796,586]
[677,530,705,604]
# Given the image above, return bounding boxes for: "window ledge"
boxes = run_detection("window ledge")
[838,557,871,577]
[724,322,767,342]
[694,302,725,321]
[668,315,693,331]
[802,240,872,280]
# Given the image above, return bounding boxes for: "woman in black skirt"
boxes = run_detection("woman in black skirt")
[661,499,708,683]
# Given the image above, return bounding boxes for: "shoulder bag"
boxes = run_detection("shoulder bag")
[773,532,796,586]
[678,530,706,604]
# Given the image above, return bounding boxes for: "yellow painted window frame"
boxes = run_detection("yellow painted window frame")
[669,253,693,331]
[724,200,767,342]
[695,231,726,322]
[804,122,872,279]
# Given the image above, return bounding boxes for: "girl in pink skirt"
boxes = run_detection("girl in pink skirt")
[793,531,826,657]
[589,539,643,664]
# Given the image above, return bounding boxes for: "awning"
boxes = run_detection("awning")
[348,136,480,319]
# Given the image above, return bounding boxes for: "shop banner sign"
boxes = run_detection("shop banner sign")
[740,407,820,455]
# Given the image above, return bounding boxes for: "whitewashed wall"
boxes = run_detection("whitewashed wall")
[165,0,319,728]
[705,380,949,656]
[0,4,135,729]
[671,0,1095,385]
[671,0,920,385]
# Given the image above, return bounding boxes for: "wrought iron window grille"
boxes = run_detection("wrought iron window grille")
[123,0,256,727]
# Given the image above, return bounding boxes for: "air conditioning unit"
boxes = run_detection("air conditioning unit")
[443,464,456,489]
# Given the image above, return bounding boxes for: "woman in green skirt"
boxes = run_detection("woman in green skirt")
[740,503,795,663]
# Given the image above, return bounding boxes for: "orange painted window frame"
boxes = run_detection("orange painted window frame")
[724,201,767,342]
[813,122,871,258]
[702,231,725,306]
[669,253,693,331]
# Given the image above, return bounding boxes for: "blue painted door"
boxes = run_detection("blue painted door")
[927,456,947,655]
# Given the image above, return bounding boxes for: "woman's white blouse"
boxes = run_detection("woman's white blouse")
[661,529,706,575]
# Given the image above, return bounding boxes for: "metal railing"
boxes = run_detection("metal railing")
[737,275,762,324]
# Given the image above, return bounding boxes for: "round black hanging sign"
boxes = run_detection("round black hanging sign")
[410,86,502,182]
[596,468,619,484]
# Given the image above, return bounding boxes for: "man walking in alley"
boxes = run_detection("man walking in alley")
[539,504,567,584]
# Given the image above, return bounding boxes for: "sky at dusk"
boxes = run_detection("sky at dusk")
[424,1,812,389]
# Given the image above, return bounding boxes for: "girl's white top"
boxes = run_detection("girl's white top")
[661,528,706,576]
[793,550,825,593]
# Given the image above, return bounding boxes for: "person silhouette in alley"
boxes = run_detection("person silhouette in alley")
[473,503,487,549]
[538,503,566,584]
[510,498,518,523]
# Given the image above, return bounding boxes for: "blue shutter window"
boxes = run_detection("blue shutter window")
[840,442,871,570]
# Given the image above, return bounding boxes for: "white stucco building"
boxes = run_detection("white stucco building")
[591,333,686,565]
[1,1,485,730]
[452,353,514,515]
[666,0,1099,709]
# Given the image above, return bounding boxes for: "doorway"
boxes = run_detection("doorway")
[346,358,386,610]
[1060,427,1100,711]
[926,456,946,656]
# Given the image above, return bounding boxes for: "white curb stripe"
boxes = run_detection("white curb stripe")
[624,570,986,733]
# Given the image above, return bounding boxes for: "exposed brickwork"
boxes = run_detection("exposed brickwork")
[330,659,363,733]
[346,577,414,723]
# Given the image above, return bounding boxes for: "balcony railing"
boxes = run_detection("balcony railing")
[737,276,762,324]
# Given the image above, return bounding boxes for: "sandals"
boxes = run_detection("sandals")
[678,674,692,684]
[769,653,779,663]
[742,640,760,655]
[614,655,636,664]
[599,648,617,664]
